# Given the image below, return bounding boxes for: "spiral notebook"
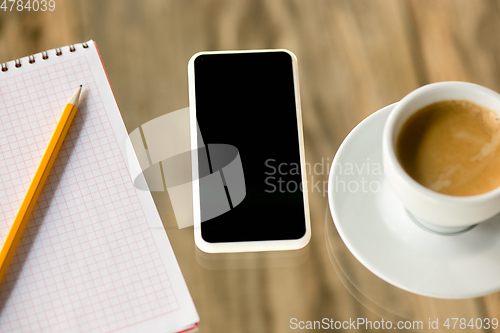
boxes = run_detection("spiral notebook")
[0,41,198,333]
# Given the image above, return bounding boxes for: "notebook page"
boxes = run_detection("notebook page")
[0,41,198,333]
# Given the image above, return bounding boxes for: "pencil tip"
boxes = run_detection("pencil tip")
[80,84,82,88]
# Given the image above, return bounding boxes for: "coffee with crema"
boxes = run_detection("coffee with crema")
[397,100,500,196]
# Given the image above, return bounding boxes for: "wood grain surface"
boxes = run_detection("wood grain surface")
[1,1,500,332]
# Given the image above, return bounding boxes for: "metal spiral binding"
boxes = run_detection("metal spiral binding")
[2,42,90,73]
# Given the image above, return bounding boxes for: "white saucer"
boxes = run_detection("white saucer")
[328,103,500,299]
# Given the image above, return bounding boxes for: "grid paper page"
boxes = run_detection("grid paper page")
[0,41,198,333]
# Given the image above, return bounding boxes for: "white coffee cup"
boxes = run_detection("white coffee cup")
[383,81,500,233]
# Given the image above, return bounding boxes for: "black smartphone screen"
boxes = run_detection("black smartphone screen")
[194,51,307,243]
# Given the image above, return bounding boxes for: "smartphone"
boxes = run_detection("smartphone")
[188,50,311,253]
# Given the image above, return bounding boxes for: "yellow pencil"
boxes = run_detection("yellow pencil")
[0,85,82,283]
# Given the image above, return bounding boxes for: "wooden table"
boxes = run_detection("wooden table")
[1,1,500,332]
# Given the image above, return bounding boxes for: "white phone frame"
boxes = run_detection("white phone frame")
[188,49,311,253]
